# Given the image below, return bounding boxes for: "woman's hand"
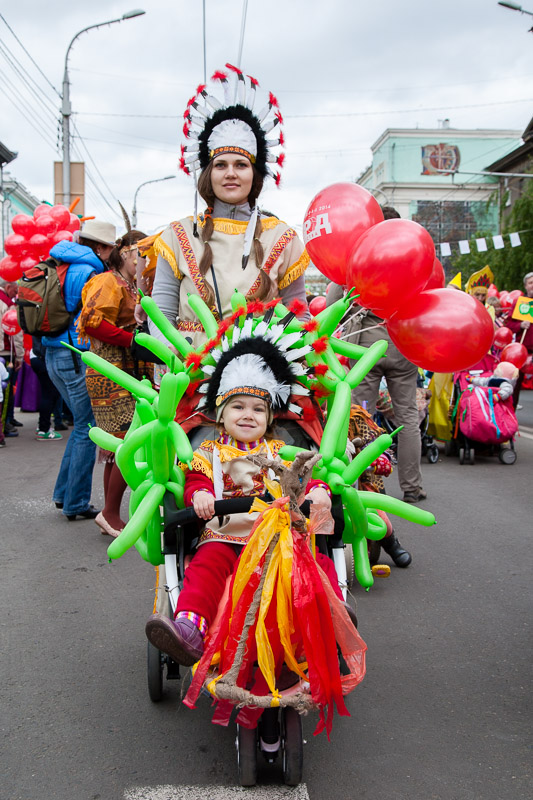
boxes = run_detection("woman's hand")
[305,486,332,511]
[193,490,216,520]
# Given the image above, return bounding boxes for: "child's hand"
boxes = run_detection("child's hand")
[305,486,332,511]
[193,490,215,520]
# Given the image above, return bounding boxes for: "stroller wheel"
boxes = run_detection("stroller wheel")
[427,446,439,464]
[344,544,355,589]
[469,448,475,465]
[281,707,303,786]
[147,640,164,703]
[499,447,517,465]
[236,724,258,786]
[459,447,465,465]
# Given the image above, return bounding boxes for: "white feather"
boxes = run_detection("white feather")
[202,365,215,375]
[288,402,303,415]
[286,345,312,361]
[218,353,291,407]
[290,383,310,396]
[277,331,302,351]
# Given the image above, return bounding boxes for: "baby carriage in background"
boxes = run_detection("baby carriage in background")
[449,365,518,465]
[375,380,439,464]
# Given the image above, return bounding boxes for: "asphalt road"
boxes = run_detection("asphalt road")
[2,396,532,800]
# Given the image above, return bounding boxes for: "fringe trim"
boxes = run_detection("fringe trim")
[153,234,183,279]
[194,216,282,236]
[278,249,310,290]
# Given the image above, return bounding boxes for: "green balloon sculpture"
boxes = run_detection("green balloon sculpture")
[65,287,435,587]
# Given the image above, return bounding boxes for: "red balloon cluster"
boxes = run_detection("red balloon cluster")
[303,182,498,372]
[0,204,80,282]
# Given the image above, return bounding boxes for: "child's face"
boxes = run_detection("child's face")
[221,395,269,442]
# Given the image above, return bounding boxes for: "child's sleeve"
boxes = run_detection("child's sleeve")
[305,479,332,497]
[184,471,215,507]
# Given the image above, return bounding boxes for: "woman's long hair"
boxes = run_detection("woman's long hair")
[196,161,275,308]
[107,230,147,271]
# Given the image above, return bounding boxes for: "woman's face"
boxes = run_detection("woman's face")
[210,153,254,206]
[120,245,145,279]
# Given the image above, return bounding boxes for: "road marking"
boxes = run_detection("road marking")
[519,430,533,440]
[124,785,311,800]
[520,424,533,434]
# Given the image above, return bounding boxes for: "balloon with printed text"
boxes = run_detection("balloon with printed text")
[386,288,494,372]
[346,218,435,319]
[303,182,383,285]
[1,306,21,335]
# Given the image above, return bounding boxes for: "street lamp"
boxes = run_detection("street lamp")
[61,10,146,206]
[498,2,533,28]
[132,176,176,227]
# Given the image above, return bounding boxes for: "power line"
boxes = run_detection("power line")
[0,76,58,152]
[286,97,533,119]
[0,12,61,97]
[0,41,59,129]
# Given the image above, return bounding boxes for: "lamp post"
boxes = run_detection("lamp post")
[497,2,533,29]
[61,10,146,206]
[132,176,175,227]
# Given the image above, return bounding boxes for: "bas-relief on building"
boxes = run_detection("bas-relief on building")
[357,124,523,244]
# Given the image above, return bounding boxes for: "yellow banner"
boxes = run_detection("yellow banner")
[511,296,533,321]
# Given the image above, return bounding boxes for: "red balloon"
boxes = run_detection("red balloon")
[303,182,383,284]
[11,213,36,239]
[28,233,50,260]
[33,203,52,219]
[520,354,533,375]
[501,342,528,369]
[0,256,23,282]
[386,289,494,372]
[487,283,499,298]
[20,256,37,272]
[424,257,446,291]
[493,326,513,348]
[34,215,57,237]
[3,233,26,259]
[1,306,21,335]
[346,219,435,319]
[499,291,513,310]
[309,295,327,315]
[49,204,71,229]
[50,230,73,245]
[66,213,81,233]
[508,289,522,303]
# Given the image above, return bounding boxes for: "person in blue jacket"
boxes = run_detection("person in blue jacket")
[43,220,116,520]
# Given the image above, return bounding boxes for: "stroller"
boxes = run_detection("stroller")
[449,366,518,465]
[375,383,439,464]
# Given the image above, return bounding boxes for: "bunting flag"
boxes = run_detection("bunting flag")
[438,231,523,258]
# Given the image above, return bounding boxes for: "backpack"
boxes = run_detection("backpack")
[459,385,518,445]
[16,257,80,337]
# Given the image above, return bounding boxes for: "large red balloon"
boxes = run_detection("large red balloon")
[49,204,71,229]
[28,233,50,260]
[346,219,435,319]
[508,289,522,303]
[493,327,513,348]
[0,256,23,282]
[1,306,21,335]
[499,291,513,310]
[50,230,73,245]
[487,283,499,298]
[11,214,36,239]
[33,203,52,219]
[501,342,528,369]
[386,288,494,372]
[309,295,327,315]
[3,233,26,259]
[303,182,383,285]
[424,257,446,291]
[20,256,37,272]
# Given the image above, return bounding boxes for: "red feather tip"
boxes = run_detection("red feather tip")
[311,336,328,354]
[275,110,284,124]
[279,131,285,147]
[186,95,197,108]
[211,70,227,82]
[180,143,186,155]
[288,298,307,316]
[178,157,188,173]
[246,300,265,315]
[313,363,329,376]
[265,298,281,309]
[225,62,243,75]
[248,75,259,87]
[183,107,191,120]
[303,318,319,333]
[186,380,200,397]
[185,352,203,370]
[196,84,206,95]
[277,153,285,168]
[314,386,330,399]
[183,121,191,137]
[269,92,279,107]
[274,173,281,187]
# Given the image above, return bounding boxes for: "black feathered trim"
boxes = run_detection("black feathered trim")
[197,104,268,176]
[204,336,297,413]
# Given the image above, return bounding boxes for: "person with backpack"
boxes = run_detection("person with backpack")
[42,219,116,521]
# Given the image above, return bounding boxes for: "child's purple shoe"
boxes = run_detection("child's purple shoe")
[145,613,204,667]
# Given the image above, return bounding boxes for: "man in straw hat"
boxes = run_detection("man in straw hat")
[43,219,116,521]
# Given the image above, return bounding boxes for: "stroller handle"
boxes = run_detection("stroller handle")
[167,496,312,526]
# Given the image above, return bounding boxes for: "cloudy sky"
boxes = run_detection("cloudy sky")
[1,0,532,237]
